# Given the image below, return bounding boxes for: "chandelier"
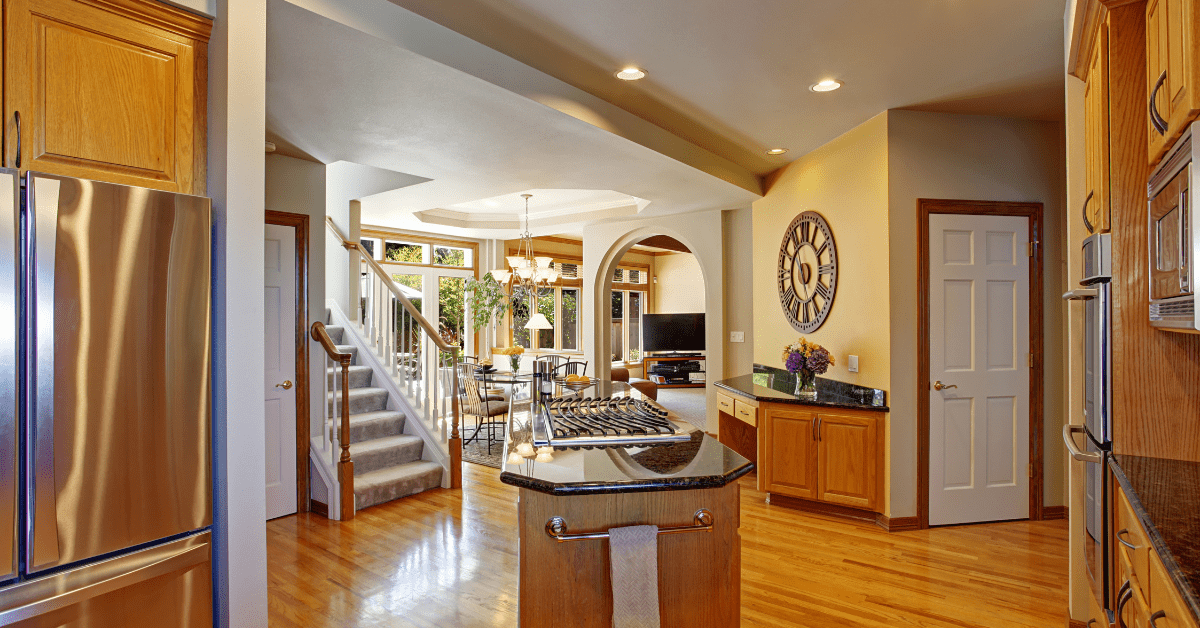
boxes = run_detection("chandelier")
[491,193,557,330]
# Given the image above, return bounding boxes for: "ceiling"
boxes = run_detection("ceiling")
[268,0,1067,239]
[389,0,1068,177]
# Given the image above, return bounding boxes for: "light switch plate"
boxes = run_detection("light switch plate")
[848,355,859,373]
[730,331,745,343]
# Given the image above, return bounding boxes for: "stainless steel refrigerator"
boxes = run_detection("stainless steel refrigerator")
[0,170,213,626]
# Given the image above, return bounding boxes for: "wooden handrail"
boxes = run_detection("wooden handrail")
[311,321,355,520]
[324,218,462,489]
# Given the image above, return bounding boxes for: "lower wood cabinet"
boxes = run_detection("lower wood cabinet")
[759,405,884,513]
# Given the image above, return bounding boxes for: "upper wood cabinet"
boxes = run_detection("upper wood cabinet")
[1085,20,1111,233]
[1147,0,1200,166]
[4,0,211,195]
[759,405,884,513]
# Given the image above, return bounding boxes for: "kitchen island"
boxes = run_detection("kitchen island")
[714,366,894,528]
[499,381,752,628]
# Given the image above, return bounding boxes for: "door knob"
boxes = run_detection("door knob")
[933,381,957,391]
[276,380,293,390]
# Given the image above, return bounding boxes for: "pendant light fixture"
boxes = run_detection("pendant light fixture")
[490,193,557,330]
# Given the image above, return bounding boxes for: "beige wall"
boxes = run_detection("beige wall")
[653,253,704,313]
[723,208,755,380]
[886,109,1068,517]
[752,112,891,390]
[750,109,1068,519]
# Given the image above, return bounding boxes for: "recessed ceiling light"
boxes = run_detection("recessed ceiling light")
[615,67,647,81]
[766,148,789,155]
[810,79,843,92]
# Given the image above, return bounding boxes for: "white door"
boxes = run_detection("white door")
[265,223,298,520]
[929,214,1031,525]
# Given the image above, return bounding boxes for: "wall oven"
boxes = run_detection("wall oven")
[1063,233,1112,613]
[1149,122,1199,331]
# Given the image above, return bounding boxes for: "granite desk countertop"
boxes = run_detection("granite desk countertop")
[498,381,753,496]
[713,365,889,412]
[1110,454,1200,623]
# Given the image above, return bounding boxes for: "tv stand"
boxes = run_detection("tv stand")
[643,354,706,389]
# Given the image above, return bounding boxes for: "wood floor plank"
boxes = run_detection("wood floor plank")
[267,464,1067,627]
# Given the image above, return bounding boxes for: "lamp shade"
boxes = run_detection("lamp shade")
[491,270,511,283]
[507,255,529,269]
[535,256,553,269]
[524,312,553,330]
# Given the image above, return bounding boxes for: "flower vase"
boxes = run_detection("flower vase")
[794,370,817,400]
[510,354,522,373]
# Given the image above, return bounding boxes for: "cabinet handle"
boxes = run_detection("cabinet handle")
[1151,70,1169,136]
[816,417,822,442]
[1081,190,1095,234]
[1150,611,1166,627]
[1116,581,1133,628]
[812,416,818,441]
[1116,528,1140,550]
[12,111,19,169]
[1086,621,1097,627]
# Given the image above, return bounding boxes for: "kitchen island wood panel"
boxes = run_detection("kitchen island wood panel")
[516,482,739,628]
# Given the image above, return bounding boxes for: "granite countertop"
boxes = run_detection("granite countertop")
[713,365,889,412]
[1110,454,1200,622]
[498,381,753,496]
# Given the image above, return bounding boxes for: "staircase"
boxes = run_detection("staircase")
[323,321,443,511]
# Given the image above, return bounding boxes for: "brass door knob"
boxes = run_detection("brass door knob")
[275,380,293,390]
[932,381,957,391]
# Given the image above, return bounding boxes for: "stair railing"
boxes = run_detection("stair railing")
[311,321,356,520]
[325,217,462,490]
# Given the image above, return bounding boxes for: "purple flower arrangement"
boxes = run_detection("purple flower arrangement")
[781,338,834,398]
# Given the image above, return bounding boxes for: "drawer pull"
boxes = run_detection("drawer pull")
[1149,610,1166,627]
[1117,528,1140,550]
[1150,71,1169,136]
[1087,621,1097,627]
[1116,581,1133,628]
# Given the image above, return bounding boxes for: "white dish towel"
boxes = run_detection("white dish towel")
[608,524,661,628]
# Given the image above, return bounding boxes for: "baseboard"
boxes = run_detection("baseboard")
[768,493,896,530]
[310,499,329,517]
[876,513,920,532]
[1044,505,1069,521]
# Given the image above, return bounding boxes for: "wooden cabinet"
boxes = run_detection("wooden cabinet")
[4,0,211,194]
[1084,20,1111,233]
[1146,0,1200,166]
[716,392,757,464]
[759,405,884,513]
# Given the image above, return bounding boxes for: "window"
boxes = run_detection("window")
[385,240,427,264]
[512,286,580,352]
[432,245,472,267]
[611,289,646,363]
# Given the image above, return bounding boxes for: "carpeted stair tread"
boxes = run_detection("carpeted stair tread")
[348,410,406,444]
[350,434,424,474]
[333,387,389,414]
[334,344,359,364]
[323,325,345,344]
[328,364,373,389]
[354,461,443,510]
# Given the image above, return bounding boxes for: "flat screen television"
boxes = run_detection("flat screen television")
[642,313,705,353]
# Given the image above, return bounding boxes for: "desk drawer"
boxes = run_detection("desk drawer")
[1116,488,1151,588]
[716,393,735,416]
[733,400,757,427]
[1150,550,1200,628]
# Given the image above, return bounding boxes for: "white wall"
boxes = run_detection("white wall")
[653,253,704,313]
[583,210,733,432]
[208,0,268,625]
[886,109,1068,518]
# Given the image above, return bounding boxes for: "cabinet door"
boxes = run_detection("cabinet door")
[1148,0,1200,165]
[761,408,817,500]
[5,0,207,194]
[816,413,878,511]
[1084,22,1110,234]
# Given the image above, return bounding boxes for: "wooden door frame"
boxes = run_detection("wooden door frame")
[917,199,1045,529]
[266,210,311,514]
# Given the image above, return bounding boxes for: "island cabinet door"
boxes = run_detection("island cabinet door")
[761,408,817,500]
[815,413,879,511]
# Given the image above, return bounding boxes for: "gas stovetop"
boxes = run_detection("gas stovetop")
[534,395,692,448]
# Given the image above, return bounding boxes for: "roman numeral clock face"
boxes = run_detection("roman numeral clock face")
[777,211,838,333]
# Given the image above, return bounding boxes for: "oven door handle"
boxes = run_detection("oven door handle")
[1063,424,1103,463]
[1063,288,1099,301]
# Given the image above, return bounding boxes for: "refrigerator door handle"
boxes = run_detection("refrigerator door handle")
[0,539,208,623]
[27,173,60,569]
[1063,288,1099,301]
[1063,424,1103,463]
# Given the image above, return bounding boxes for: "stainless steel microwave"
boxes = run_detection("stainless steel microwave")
[1149,122,1200,332]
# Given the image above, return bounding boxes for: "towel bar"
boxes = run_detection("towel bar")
[544,509,713,542]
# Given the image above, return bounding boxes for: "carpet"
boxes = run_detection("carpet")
[655,387,707,431]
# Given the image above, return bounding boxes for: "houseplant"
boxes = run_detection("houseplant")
[464,273,511,361]
[782,338,834,400]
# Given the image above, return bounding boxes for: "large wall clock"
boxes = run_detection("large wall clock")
[777,211,838,333]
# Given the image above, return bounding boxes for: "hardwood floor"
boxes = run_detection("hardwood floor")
[267,464,1068,627]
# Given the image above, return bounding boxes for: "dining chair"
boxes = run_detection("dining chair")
[458,363,509,454]
[541,361,591,395]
